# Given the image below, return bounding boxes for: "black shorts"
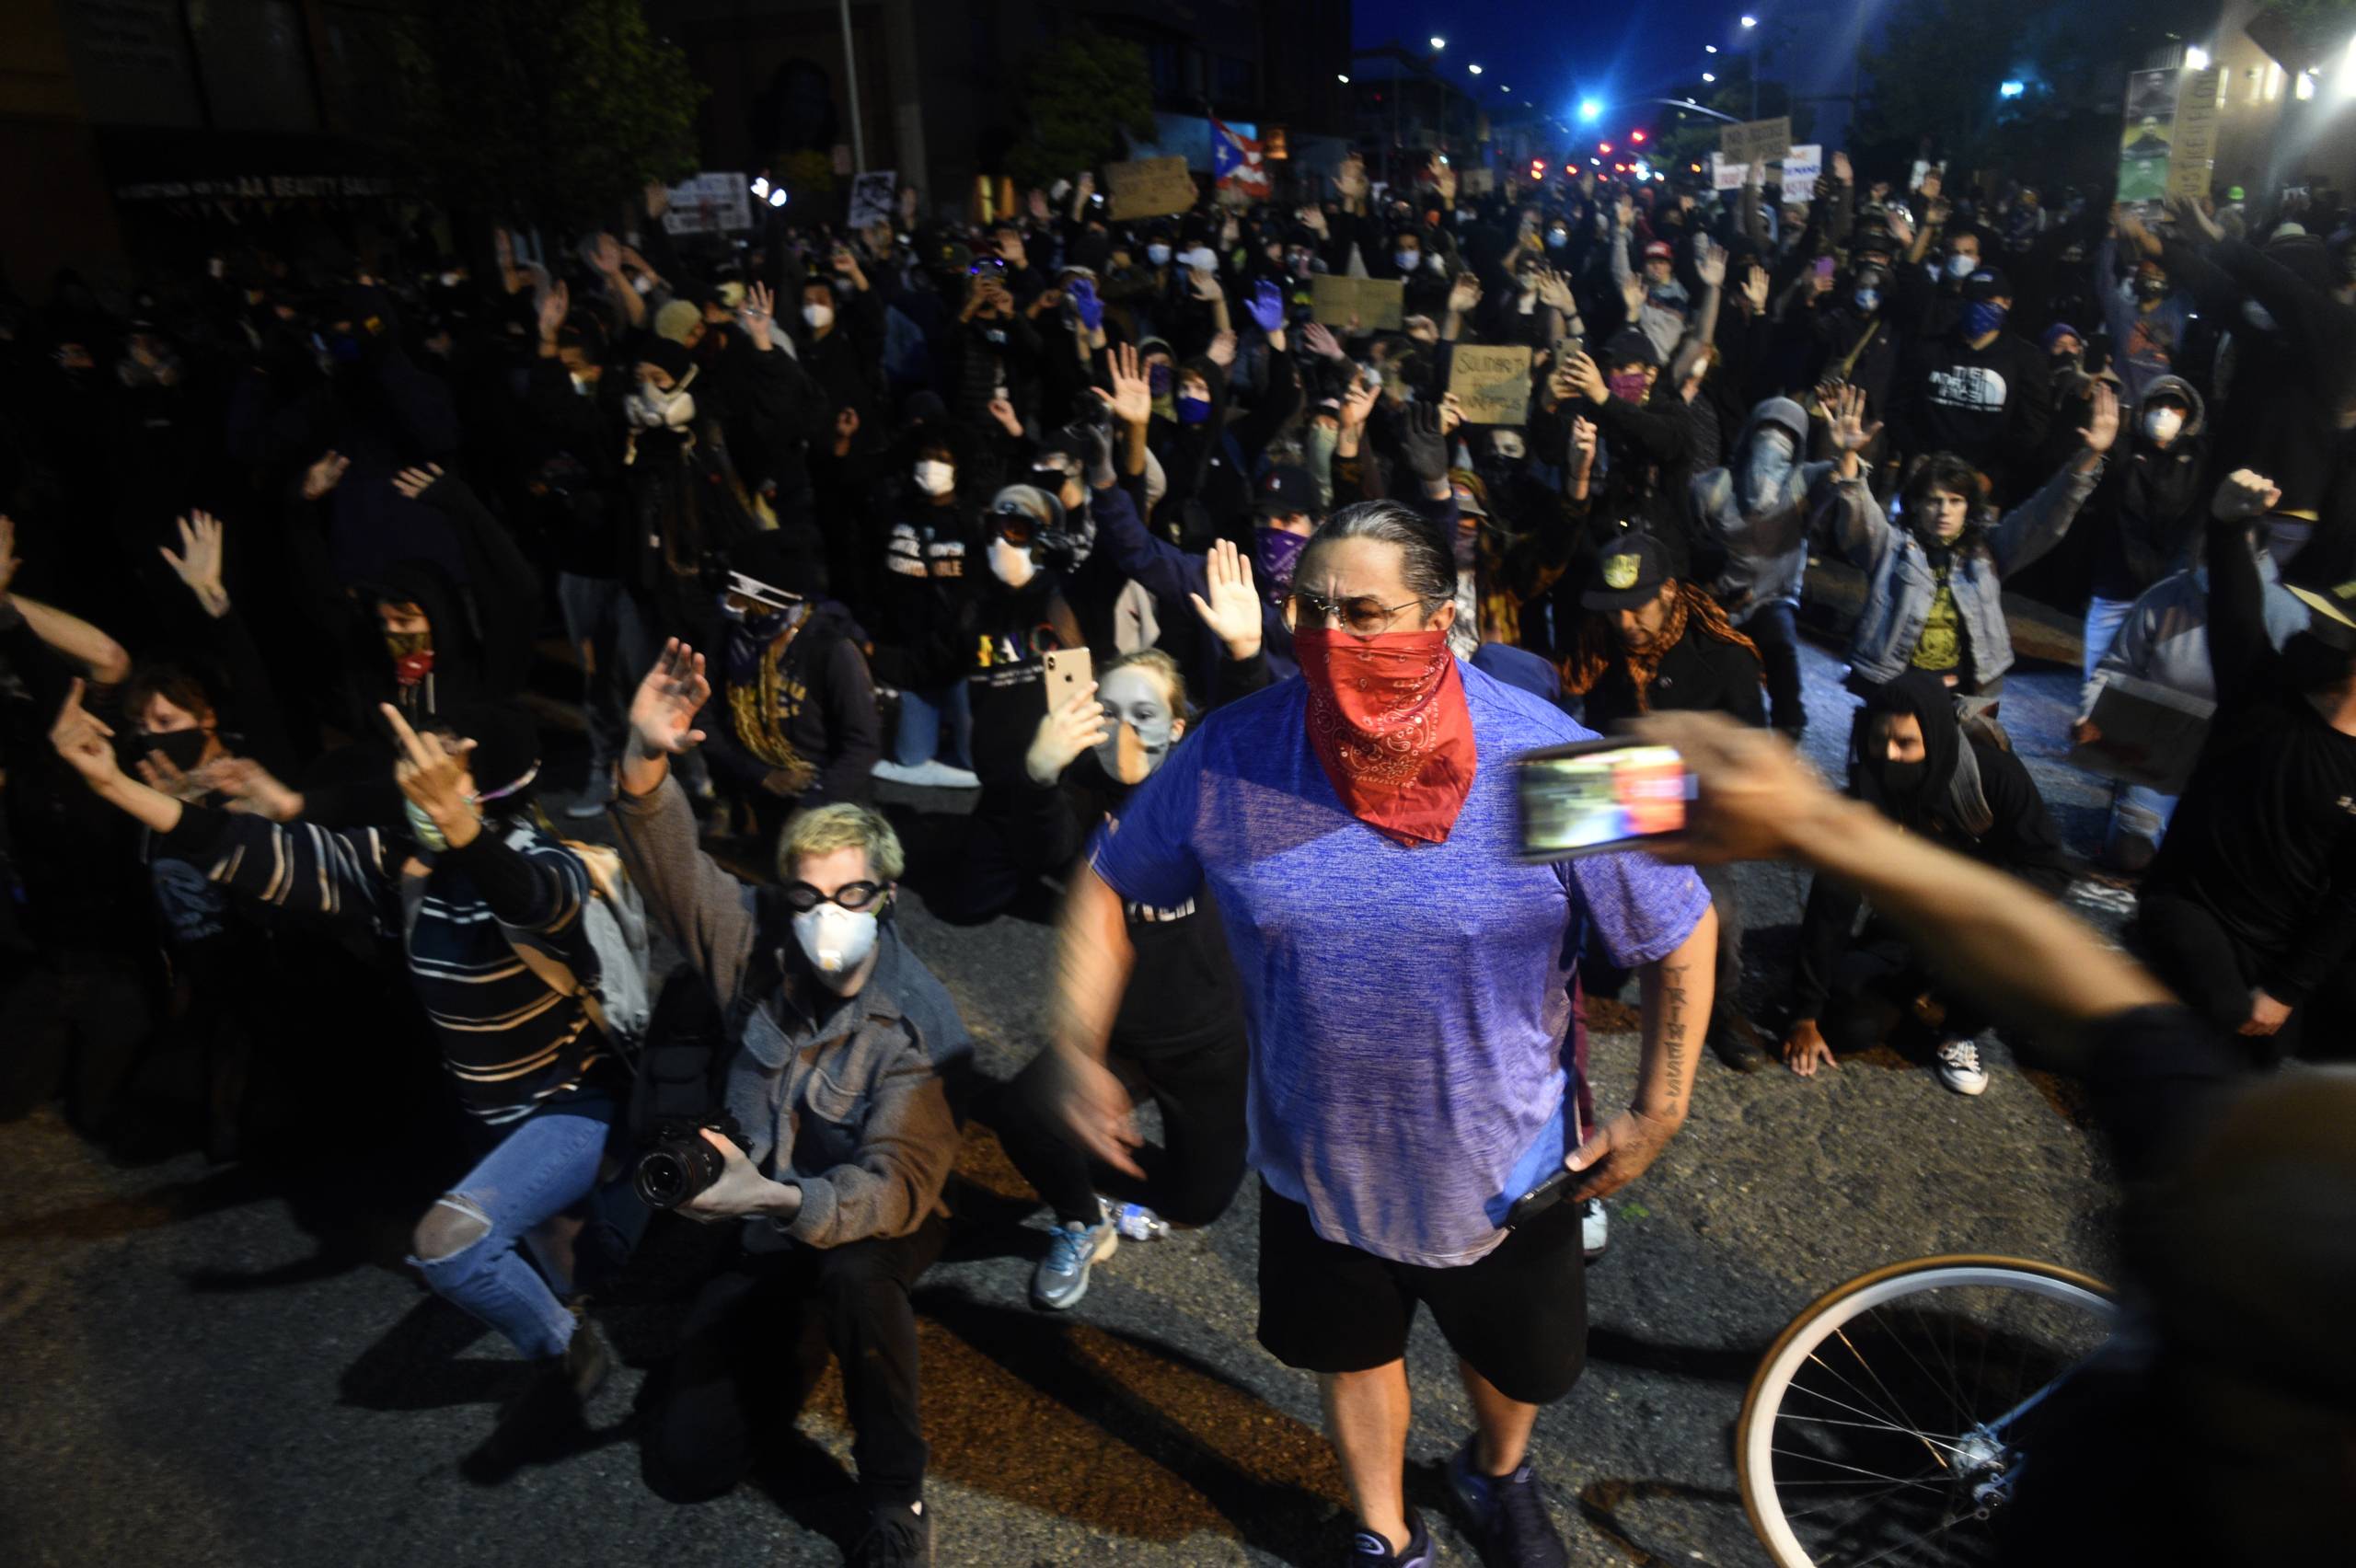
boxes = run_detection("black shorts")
[1254,1181,1587,1405]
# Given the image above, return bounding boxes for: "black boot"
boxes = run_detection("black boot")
[460,1316,612,1482]
[849,1498,933,1566]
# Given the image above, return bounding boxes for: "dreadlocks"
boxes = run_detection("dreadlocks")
[1559,581,1762,712]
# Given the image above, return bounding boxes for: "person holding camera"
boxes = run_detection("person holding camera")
[609,640,972,1568]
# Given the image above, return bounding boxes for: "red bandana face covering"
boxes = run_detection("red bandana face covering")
[1293,628,1477,847]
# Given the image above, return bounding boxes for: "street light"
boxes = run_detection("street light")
[1430,35,1446,50]
[1998,79,2025,98]
[1705,44,1718,53]
[2184,45,2210,71]
[1337,73,1350,83]
[1577,97,1603,121]
[1702,71,1716,83]
[1740,14,1757,27]
[1469,63,1483,75]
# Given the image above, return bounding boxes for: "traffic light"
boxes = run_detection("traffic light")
[1630,129,1647,144]
[1530,158,1547,179]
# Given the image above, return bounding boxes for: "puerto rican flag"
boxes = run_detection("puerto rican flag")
[1213,120,1271,197]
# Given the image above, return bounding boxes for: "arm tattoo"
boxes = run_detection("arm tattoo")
[1657,957,1692,1104]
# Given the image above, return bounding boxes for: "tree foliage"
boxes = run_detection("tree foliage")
[394,0,705,232]
[1005,29,1155,190]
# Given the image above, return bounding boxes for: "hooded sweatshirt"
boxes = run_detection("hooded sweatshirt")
[2087,375,2210,602]
[1692,397,1840,624]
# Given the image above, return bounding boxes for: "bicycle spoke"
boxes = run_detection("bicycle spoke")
[1796,1349,1955,1464]
[1833,1322,1943,1458]
[1843,1505,1975,1568]
[1899,1294,1977,1428]
[1772,1449,1952,1489]
[1775,1411,1974,1459]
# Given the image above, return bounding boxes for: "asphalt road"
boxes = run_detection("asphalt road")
[0,629,2134,1568]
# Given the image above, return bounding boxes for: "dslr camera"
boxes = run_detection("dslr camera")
[633,1111,748,1210]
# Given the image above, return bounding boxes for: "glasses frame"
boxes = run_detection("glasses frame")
[1284,588,1447,638]
[780,880,887,914]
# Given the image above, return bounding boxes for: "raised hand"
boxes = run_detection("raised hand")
[1535,268,1576,313]
[1438,390,1466,440]
[643,180,671,219]
[1883,203,1915,248]
[203,755,304,821]
[382,702,479,848]
[1068,276,1104,332]
[537,278,570,343]
[1246,279,1287,334]
[1207,329,1238,369]
[1188,537,1264,660]
[1300,320,1346,361]
[1741,262,1771,314]
[592,232,623,274]
[1562,350,1609,406]
[738,280,775,352]
[1569,415,1599,475]
[392,464,445,502]
[1339,376,1379,433]
[2114,204,2161,259]
[1100,342,1153,427]
[301,450,350,502]
[629,638,711,758]
[1831,149,1853,187]
[1830,384,1882,455]
[1398,400,1449,484]
[1432,156,1458,204]
[2077,381,2121,455]
[987,395,1023,436]
[1694,236,1727,290]
[1025,680,1108,786]
[1189,265,1224,304]
[2211,469,2281,522]
[999,228,1029,271]
[159,510,229,617]
[49,678,123,789]
[1448,272,1482,317]
[2167,191,2224,244]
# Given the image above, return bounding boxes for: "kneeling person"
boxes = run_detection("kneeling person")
[612,641,971,1568]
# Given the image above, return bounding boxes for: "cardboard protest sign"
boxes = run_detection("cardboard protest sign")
[847,170,897,228]
[1107,156,1196,220]
[1448,345,1535,426]
[1311,275,1404,332]
[1711,152,1750,191]
[1782,144,1823,202]
[1719,116,1791,168]
[1461,167,1496,196]
[2067,674,2216,792]
[661,173,752,235]
[2167,70,2222,199]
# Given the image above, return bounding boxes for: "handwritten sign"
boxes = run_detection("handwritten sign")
[1310,275,1405,332]
[1782,145,1823,202]
[847,170,897,228]
[661,172,753,235]
[1448,345,1535,426]
[1719,116,1791,168]
[2166,71,2222,199]
[1710,152,1750,191]
[1106,156,1196,221]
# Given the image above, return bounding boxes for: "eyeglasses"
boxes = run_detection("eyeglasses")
[1285,589,1443,638]
[781,881,886,914]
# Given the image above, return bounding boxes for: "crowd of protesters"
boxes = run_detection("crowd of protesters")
[3,137,2353,1568]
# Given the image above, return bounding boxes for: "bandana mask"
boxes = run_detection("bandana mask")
[1293,628,1478,847]
[1175,395,1213,426]
[1091,667,1177,785]
[1960,300,2007,338]
[1607,370,1651,404]
[1253,525,1309,594]
[385,628,433,686]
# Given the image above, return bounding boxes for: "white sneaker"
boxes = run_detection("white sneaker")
[905,760,980,789]
[872,759,927,785]
[1580,1198,1609,1261]
[1934,1036,1990,1096]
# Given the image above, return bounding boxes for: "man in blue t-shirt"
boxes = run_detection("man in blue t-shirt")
[1049,498,1717,1568]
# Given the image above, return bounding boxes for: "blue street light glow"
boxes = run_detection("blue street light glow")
[1999,79,2026,98]
[1577,98,1603,122]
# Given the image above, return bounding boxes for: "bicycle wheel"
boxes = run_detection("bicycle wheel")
[1737,1255,2118,1568]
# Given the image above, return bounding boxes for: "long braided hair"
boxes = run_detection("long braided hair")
[1560,581,1761,712]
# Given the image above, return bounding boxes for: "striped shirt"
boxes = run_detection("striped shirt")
[157,806,606,1124]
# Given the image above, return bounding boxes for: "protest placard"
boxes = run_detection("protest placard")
[1448,345,1535,426]
[2117,68,2179,204]
[1106,156,1196,220]
[661,173,752,236]
[1711,152,1750,191]
[1720,116,1791,168]
[1781,144,1823,202]
[2166,71,2222,199]
[1310,275,1405,332]
[847,170,897,228]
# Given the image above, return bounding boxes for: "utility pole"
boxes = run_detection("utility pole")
[839,0,866,173]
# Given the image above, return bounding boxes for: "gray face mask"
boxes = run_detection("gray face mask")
[1741,428,1798,514]
[1091,667,1177,785]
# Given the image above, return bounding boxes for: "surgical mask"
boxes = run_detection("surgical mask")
[913,459,954,497]
[1146,243,1172,267]
[1742,429,1798,513]
[803,303,835,329]
[141,726,211,774]
[1945,253,1979,280]
[404,796,450,854]
[1854,286,1881,313]
[2142,407,2185,444]
[1091,667,1178,785]
[1960,300,2007,338]
[1174,395,1212,425]
[792,905,878,983]
[987,536,1036,587]
[1395,250,1421,272]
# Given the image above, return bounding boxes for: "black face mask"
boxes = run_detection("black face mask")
[1878,757,1928,799]
[140,726,211,773]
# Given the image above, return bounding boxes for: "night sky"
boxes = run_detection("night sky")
[1350,0,1871,141]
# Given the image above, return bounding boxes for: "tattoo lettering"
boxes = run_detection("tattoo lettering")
[1657,958,1692,1104]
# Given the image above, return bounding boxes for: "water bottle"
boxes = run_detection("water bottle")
[1114,1202,1170,1241]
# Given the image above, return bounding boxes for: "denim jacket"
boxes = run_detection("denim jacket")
[1818,456,2103,690]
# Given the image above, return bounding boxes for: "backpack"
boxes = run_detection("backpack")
[398,827,653,1063]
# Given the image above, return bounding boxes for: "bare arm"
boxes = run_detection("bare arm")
[1046,863,1145,1175]
[1565,904,1717,1202]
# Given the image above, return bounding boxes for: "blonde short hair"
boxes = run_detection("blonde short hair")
[1103,647,1190,715]
[779,802,905,884]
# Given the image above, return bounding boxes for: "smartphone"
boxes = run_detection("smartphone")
[1812,255,1836,282]
[1042,647,1093,709]
[1514,738,1694,861]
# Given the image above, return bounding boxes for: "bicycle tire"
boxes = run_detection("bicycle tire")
[1738,1254,2118,1568]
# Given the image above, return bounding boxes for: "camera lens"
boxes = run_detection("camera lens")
[634,1149,691,1209]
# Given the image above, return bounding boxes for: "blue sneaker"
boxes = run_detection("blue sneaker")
[1030,1201,1117,1311]
[1449,1435,1568,1567]
[1348,1511,1432,1565]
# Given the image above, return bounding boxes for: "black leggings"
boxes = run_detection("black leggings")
[641,1218,948,1508]
[1818,922,1990,1056]
[994,1022,1250,1228]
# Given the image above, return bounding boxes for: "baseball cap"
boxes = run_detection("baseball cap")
[1581,533,1672,611]
[1643,239,1674,261]
[1600,327,1662,371]
[1253,464,1321,520]
[1962,267,2012,302]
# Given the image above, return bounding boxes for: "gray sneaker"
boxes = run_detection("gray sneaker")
[1031,1202,1118,1311]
